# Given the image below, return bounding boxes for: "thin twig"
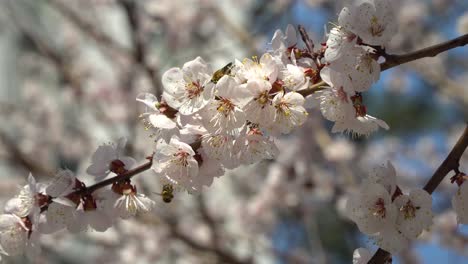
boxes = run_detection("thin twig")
[197,194,221,248]
[6,0,83,96]
[381,34,468,71]
[368,124,468,264]
[0,131,53,177]
[47,0,132,57]
[117,0,162,97]
[74,158,153,196]
[298,25,314,53]
[168,222,252,264]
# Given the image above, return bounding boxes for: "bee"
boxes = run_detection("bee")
[160,184,174,203]
[211,62,234,83]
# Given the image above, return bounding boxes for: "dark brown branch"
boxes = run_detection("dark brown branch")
[381,34,468,71]
[423,125,468,194]
[298,34,468,97]
[368,124,468,264]
[74,158,153,196]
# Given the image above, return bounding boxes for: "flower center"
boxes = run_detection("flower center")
[276,100,292,116]
[370,16,385,37]
[186,81,204,99]
[372,198,387,218]
[356,54,374,74]
[216,98,235,117]
[173,149,190,167]
[256,91,270,106]
[400,200,419,220]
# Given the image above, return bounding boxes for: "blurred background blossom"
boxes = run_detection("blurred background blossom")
[0,0,467,263]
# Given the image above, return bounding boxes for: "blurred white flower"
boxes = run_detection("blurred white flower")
[457,11,468,35]
[394,189,433,239]
[0,214,38,260]
[338,0,397,46]
[234,127,279,165]
[452,181,468,224]
[346,183,397,235]
[4,174,43,218]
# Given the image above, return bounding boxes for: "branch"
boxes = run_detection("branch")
[298,33,468,97]
[117,0,162,97]
[0,131,53,177]
[73,158,153,196]
[368,124,468,264]
[168,222,252,264]
[47,0,132,57]
[380,34,468,71]
[298,25,314,53]
[6,1,83,96]
[197,194,221,248]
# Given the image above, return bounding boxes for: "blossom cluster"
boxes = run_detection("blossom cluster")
[0,139,155,260]
[0,0,467,262]
[139,0,401,195]
[346,161,433,254]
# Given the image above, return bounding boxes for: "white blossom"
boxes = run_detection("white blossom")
[0,208,40,261]
[102,183,155,219]
[346,183,397,235]
[162,56,215,115]
[152,138,199,191]
[271,24,297,53]
[234,127,279,165]
[314,86,354,122]
[331,112,389,137]
[268,91,308,134]
[323,46,380,93]
[394,189,433,239]
[136,92,179,142]
[242,79,276,128]
[325,26,357,62]
[452,181,468,224]
[235,54,279,84]
[282,63,310,91]
[372,224,409,254]
[190,147,225,192]
[338,0,397,46]
[201,133,240,170]
[4,174,42,218]
[200,76,251,135]
[363,161,397,196]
